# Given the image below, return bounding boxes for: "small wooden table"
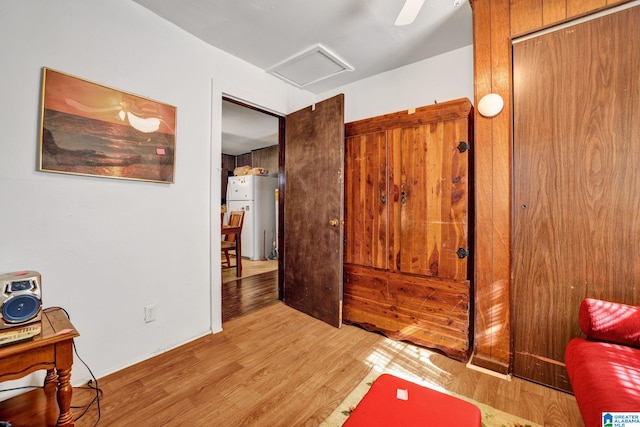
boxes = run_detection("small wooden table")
[0,308,79,426]
[222,224,243,277]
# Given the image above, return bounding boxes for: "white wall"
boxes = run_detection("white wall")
[0,0,313,391]
[0,0,472,394]
[320,45,474,123]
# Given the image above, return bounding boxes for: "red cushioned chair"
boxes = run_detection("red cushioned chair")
[566,298,640,427]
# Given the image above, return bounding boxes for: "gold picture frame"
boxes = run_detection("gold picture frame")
[39,68,177,183]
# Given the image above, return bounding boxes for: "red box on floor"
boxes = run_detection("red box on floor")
[343,373,482,427]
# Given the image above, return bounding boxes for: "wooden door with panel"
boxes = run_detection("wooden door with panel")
[512,5,640,391]
[283,94,345,328]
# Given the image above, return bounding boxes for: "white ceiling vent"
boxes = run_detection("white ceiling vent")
[267,44,354,88]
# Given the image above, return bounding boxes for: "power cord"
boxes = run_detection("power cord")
[45,306,102,426]
[71,340,101,426]
[0,307,102,425]
[71,377,102,425]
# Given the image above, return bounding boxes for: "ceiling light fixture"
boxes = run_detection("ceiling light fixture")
[477,93,504,118]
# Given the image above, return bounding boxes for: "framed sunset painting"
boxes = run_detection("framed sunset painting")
[39,68,177,183]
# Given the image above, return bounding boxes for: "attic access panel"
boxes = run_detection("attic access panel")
[268,44,353,88]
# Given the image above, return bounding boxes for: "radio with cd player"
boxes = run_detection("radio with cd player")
[0,271,42,329]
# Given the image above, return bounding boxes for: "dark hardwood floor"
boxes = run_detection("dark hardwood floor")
[222,269,279,322]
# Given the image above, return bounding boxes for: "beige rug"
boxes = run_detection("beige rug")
[321,369,542,427]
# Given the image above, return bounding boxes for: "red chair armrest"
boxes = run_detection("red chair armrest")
[579,298,640,348]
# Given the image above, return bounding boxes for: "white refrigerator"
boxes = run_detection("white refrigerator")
[226,175,278,261]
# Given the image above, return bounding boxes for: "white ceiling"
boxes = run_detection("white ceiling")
[132,0,473,155]
[222,99,279,156]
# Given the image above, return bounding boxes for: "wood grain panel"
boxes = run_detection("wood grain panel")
[512,5,640,390]
[470,0,512,374]
[343,264,470,361]
[344,132,388,269]
[567,0,607,16]
[510,0,543,35]
[398,119,470,280]
[543,0,567,25]
[345,268,470,320]
[345,98,472,136]
[236,152,251,167]
[251,145,278,176]
[389,128,402,272]
[489,0,513,368]
[472,0,637,377]
[343,99,472,360]
[399,124,430,275]
[510,0,631,37]
[471,0,496,370]
[284,95,344,328]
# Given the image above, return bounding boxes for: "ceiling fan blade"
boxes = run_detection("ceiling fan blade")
[394,0,427,26]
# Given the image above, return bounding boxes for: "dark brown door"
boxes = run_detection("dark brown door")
[283,95,345,328]
[512,6,640,391]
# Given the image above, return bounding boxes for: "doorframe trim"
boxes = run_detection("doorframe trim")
[219,95,286,304]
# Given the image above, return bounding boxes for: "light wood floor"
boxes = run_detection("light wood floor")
[0,302,583,426]
[222,258,278,284]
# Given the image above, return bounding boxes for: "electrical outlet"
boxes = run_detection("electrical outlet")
[144,304,156,323]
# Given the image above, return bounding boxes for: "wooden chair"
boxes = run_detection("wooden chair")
[221,211,245,275]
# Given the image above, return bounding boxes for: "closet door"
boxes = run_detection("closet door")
[512,5,640,391]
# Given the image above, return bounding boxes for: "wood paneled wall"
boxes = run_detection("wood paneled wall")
[470,0,635,374]
[470,0,513,374]
[510,0,631,36]
[236,153,252,168]
[251,145,278,175]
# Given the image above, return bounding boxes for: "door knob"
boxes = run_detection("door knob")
[456,247,470,259]
[329,218,339,227]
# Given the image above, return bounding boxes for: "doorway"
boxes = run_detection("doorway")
[221,97,283,322]
[220,94,346,328]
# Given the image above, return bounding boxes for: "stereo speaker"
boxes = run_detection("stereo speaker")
[0,271,42,329]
